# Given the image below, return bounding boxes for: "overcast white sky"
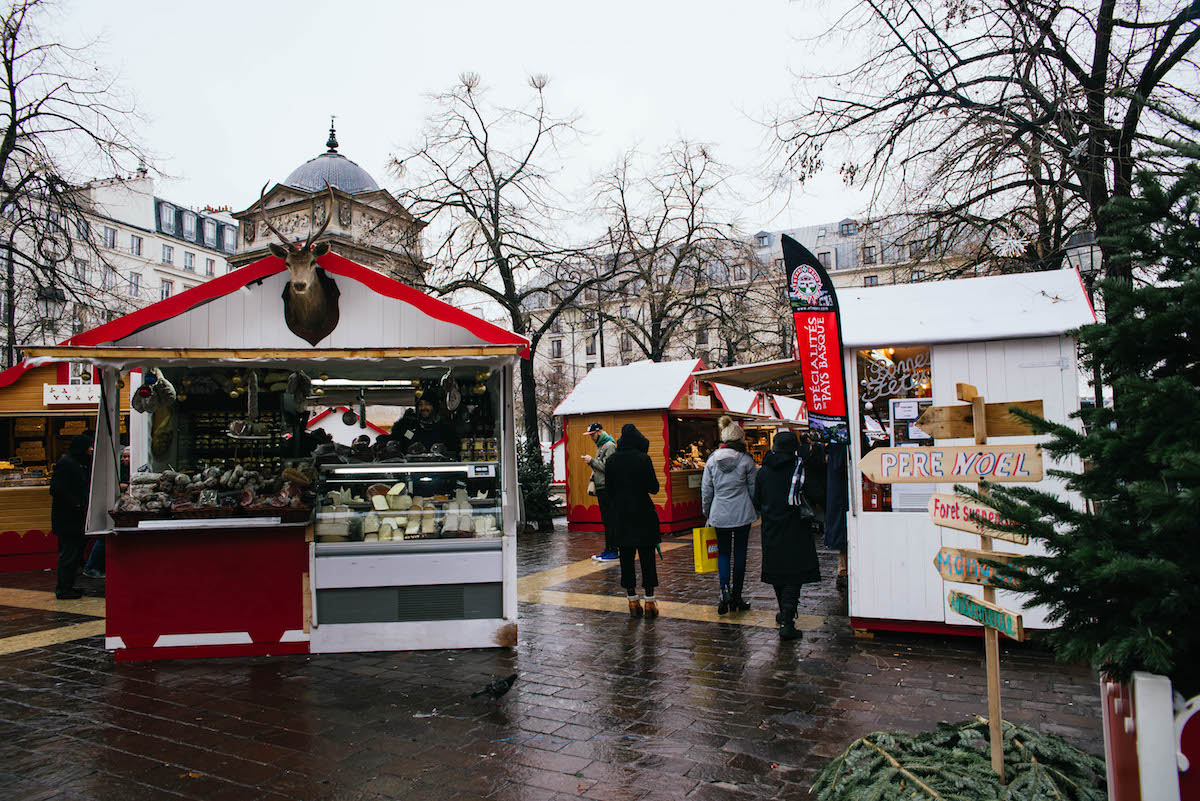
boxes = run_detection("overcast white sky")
[62,0,868,233]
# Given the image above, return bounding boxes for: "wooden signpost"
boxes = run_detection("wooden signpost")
[927,493,1028,544]
[858,381,1039,781]
[934,547,1025,590]
[857,443,1042,484]
[915,400,1043,439]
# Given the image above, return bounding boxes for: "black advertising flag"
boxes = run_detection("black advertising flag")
[781,234,850,443]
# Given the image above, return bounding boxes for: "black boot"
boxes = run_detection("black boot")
[779,606,801,640]
[731,593,751,612]
[717,586,730,615]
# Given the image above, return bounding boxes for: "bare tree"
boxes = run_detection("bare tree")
[770,0,1200,279]
[594,142,767,364]
[0,0,147,367]
[392,73,617,445]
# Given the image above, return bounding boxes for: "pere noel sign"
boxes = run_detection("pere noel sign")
[857,443,1042,484]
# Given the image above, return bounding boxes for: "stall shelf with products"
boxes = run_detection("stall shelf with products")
[695,269,1095,636]
[555,359,770,536]
[27,251,528,660]
[0,361,129,570]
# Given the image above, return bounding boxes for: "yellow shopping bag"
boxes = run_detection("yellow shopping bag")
[692,526,718,573]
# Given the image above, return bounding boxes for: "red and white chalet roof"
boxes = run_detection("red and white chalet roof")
[58,252,528,354]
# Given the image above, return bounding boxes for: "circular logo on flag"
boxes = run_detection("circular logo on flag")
[789,265,823,306]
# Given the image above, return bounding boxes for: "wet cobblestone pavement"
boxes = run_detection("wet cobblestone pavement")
[0,525,1102,800]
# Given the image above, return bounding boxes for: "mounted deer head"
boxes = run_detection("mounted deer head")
[257,182,341,345]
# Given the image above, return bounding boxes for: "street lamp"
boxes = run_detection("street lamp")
[35,284,66,318]
[1064,232,1103,410]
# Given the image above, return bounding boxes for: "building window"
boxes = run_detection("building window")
[696,328,709,345]
[183,213,195,240]
[160,279,173,299]
[863,245,876,265]
[161,244,173,265]
[585,334,597,356]
[582,312,595,329]
[912,269,926,281]
[204,219,217,248]
[103,227,117,249]
[774,258,784,269]
[224,227,237,252]
[732,265,747,281]
[864,275,879,287]
[755,234,770,248]
[184,251,195,271]
[840,221,856,236]
[908,241,925,260]
[103,266,117,290]
[73,260,87,281]
[620,305,630,319]
[159,203,175,233]
[551,339,562,358]
[550,319,562,334]
[205,258,215,276]
[586,362,596,372]
[129,273,141,297]
[620,333,632,352]
[75,218,89,239]
[818,252,831,268]
[130,235,142,256]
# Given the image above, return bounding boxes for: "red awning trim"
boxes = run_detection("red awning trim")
[58,252,530,357]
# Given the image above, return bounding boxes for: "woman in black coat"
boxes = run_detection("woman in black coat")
[603,424,661,618]
[752,430,821,640]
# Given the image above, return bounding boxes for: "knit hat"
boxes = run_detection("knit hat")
[717,415,745,443]
[772,430,799,455]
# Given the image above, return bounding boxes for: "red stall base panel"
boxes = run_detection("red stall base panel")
[105,524,310,662]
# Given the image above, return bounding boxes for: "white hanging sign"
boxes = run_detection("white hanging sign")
[43,383,101,405]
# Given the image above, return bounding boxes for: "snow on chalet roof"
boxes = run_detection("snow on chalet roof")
[839,268,1095,348]
[710,382,759,415]
[553,359,703,416]
[771,394,806,423]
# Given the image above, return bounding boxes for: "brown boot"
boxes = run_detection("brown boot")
[628,596,643,618]
[643,598,659,619]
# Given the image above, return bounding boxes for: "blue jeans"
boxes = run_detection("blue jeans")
[716,525,750,599]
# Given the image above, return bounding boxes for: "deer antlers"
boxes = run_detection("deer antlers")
[256,181,336,251]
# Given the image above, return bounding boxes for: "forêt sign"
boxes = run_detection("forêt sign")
[934,547,1024,589]
[927,493,1028,544]
[947,590,1025,641]
[858,444,1042,484]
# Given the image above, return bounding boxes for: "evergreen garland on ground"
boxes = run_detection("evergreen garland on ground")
[811,719,1105,800]
[518,438,560,530]
[958,141,1200,694]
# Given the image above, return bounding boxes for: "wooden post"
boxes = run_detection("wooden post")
[958,382,1005,780]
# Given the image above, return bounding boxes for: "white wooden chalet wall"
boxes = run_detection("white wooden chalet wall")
[114,273,493,350]
[848,335,1082,630]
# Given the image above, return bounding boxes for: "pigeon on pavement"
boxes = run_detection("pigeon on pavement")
[472,673,518,699]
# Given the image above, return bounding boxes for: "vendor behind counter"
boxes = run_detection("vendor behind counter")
[390,396,458,458]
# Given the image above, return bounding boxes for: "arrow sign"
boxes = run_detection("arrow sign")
[916,400,1043,439]
[934,547,1025,589]
[947,590,1025,641]
[927,493,1028,544]
[858,444,1042,484]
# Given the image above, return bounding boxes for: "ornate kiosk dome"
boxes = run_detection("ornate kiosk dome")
[283,125,379,194]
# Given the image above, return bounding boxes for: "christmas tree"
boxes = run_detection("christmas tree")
[968,138,1200,695]
[518,438,560,531]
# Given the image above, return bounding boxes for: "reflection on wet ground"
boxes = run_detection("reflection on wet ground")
[0,524,1101,800]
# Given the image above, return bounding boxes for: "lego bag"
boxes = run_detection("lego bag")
[692,526,718,573]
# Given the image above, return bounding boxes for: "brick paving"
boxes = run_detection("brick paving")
[0,524,1102,800]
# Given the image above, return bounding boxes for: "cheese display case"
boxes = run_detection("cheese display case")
[315,462,503,543]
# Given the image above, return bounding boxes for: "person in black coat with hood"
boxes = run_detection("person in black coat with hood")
[603,424,662,618]
[50,432,93,599]
[753,430,821,640]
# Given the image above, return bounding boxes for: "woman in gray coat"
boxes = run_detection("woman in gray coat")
[701,416,758,614]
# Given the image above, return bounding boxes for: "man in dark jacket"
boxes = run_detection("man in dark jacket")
[582,422,618,562]
[50,432,93,599]
[753,431,821,640]
[392,396,457,457]
[604,424,662,618]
